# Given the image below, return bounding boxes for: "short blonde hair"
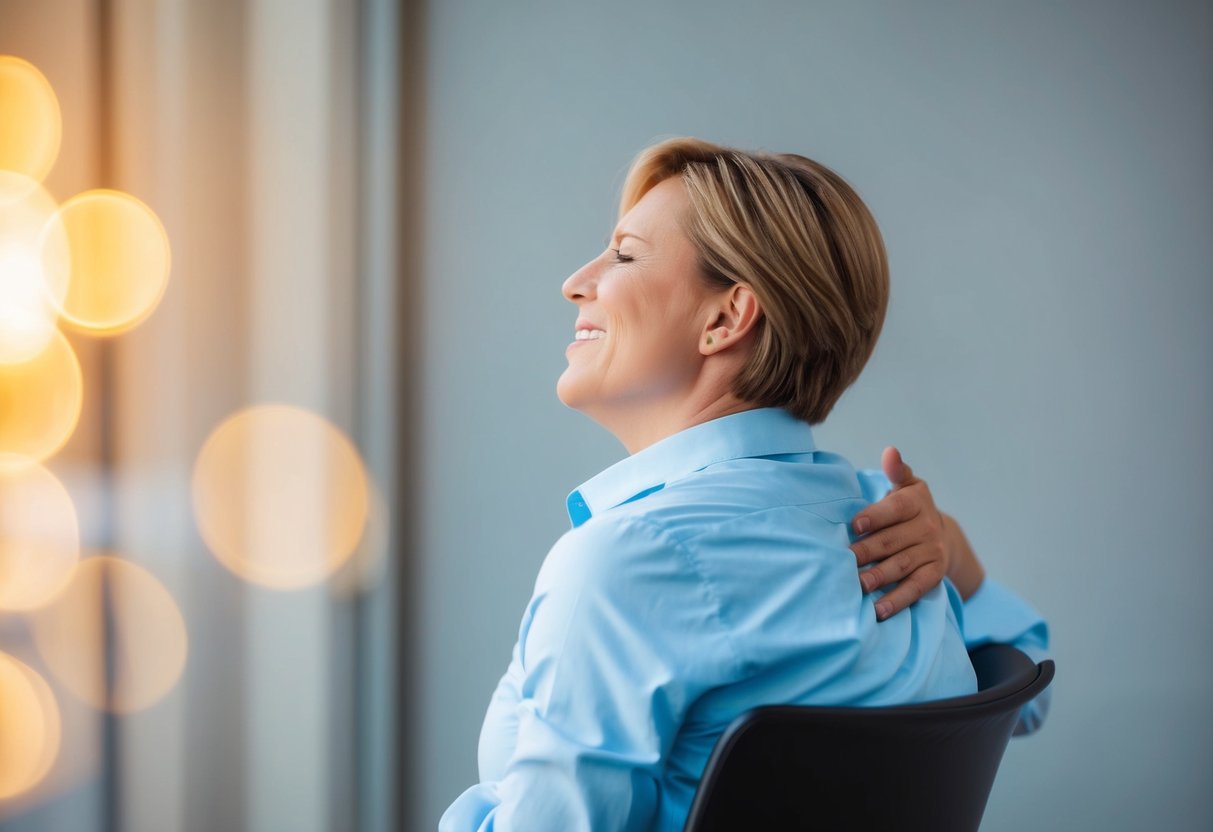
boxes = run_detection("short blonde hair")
[621,137,889,424]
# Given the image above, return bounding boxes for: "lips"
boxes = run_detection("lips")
[572,318,606,344]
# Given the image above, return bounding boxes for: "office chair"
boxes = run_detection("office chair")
[683,643,1055,832]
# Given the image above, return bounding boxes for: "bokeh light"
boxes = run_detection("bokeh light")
[0,56,62,182]
[0,171,69,364]
[192,404,370,589]
[0,653,61,801]
[329,478,389,598]
[41,189,170,335]
[0,461,79,611]
[0,328,83,464]
[29,556,188,714]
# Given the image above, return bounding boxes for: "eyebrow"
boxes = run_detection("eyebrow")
[611,230,649,245]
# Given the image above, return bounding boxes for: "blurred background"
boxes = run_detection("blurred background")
[0,1,1209,831]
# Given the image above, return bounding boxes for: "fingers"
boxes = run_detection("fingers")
[871,560,946,620]
[881,446,914,488]
[858,549,910,592]
[853,447,948,620]
[851,483,923,542]
[856,538,943,590]
[852,519,907,569]
[853,505,945,572]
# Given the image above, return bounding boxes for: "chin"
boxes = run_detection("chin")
[557,369,602,415]
[556,370,582,410]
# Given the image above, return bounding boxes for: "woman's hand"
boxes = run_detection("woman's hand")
[850,447,951,621]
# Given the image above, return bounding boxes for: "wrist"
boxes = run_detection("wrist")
[952,560,986,602]
[941,513,985,601]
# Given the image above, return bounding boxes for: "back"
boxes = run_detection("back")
[607,448,977,830]
[454,409,977,832]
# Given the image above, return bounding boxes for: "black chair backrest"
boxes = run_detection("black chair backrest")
[683,644,1055,832]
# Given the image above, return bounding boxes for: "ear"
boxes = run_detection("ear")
[700,283,762,356]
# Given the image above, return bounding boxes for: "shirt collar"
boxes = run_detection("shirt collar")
[565,407,815,527]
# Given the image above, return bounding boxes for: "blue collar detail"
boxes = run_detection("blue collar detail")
[565,408,815,527]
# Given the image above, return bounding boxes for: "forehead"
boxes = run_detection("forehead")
[616,176,688,240]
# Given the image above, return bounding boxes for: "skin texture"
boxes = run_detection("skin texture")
[558,177,977,620]
[557,178,761,454]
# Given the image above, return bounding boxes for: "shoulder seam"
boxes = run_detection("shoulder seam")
[617,515,744,680]
[661,501,853,549]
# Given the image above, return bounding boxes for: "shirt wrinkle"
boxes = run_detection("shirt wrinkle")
[623,514,745,681]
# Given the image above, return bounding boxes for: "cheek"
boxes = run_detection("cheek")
[597,274,702,370]
[608,313,695,386]
[601,279,670,337]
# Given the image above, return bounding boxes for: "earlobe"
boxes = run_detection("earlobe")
[701,319,728,355]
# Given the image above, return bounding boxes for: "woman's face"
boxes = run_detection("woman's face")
[557,177,722,424]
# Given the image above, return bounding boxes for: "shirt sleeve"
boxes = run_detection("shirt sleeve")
[476,642,524,783]
[960,577,1052,734]
[439,516,731,832]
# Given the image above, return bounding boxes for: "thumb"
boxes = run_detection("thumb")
[882,445,915,488]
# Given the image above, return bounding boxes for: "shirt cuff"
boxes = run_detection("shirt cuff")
[961,577,1049,653]
[962,578,1052,735]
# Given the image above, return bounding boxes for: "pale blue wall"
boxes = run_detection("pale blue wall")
[416,1,1212,829]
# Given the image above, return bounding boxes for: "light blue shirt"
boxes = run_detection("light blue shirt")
[440,408,1049,832]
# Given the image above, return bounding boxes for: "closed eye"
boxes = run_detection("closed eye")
[609,248,634,263]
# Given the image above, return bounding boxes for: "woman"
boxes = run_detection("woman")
[441,138,1048,831]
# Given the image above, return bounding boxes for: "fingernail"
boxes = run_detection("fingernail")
[875,601,891,620]
[860,573,874,592]
[855,517,870,534]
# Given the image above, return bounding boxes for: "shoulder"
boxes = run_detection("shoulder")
[605,451,871,545]
[529,512,732,642]
[536,513,689,599]
[521,514,735,682]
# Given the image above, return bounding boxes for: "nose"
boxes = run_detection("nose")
[562,257,599,303]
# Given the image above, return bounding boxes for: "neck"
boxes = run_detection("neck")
[614,396,757,454]
[589,358,758,454]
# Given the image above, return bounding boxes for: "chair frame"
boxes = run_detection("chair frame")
[682,644,1055,832]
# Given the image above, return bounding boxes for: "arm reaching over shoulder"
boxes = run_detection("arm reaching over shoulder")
[850,447,1051,733]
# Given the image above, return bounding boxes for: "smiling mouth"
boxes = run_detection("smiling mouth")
[573,329,606,341]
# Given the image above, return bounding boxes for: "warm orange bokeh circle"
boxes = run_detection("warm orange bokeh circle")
[192,405,370,589]
[0,460,79,611]
[0,56,62,182]
[0,329,83,464]
[42,189,171,335]
[29,556,188,714]
[0,653,61,800]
